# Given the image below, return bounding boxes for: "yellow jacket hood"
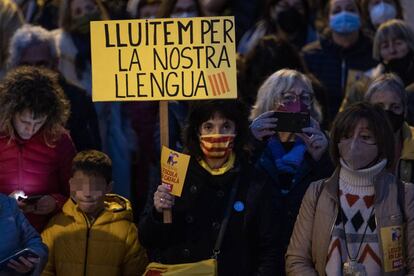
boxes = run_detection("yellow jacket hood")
[63,194,134,225]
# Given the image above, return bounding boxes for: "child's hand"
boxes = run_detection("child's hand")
[33,195,56,215]
[7,256,39,274]
[154,184,175,213]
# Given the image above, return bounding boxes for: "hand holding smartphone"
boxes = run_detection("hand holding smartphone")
[18,195,43,205]
[0,248,39,272]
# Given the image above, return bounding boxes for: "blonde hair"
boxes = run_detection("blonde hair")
[250,69,314,120]
[373,19,414,61]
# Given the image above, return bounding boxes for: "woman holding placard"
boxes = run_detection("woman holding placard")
[139,100,278,275]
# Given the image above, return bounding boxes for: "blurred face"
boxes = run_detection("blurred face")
[19,42,56,69]
[199,113,236,136]
[138,3,161,19]
[380,37,409,63]
[274,0,306,16]
[369,89,404,114]
[13,109,47,140]
[275,81,313,112]
[330,0,359,15]
[71,0,99,19]
[171,0,198,17]
[70,170,110,216]
[368,0,396,9]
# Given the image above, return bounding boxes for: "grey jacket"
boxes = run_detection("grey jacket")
[286,168,414,276]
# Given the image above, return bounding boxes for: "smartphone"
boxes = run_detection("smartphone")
[0,248,39,271]
[273,112,310,133]
[18,195,43,205]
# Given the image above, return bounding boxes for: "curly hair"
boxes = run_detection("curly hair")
[0,66,70,145]
[184,100,250,159]
[72,150,112,183]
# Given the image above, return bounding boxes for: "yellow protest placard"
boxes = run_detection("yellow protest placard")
[380,226,405,272]
[161,146,191,197]
[90,17,237,102]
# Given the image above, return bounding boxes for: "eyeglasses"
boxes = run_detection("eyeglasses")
[280,92,313,106]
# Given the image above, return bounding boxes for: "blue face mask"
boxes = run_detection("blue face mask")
[329,11,361,34]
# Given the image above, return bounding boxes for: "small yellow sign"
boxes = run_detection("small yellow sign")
[380,225,405,272]
[161,146,191,197]
[90,17,237,102]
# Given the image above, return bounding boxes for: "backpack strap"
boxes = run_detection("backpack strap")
[396,158,407,223]
[315,179,327,206]
[211,174,240,259]
[397,177,407,223]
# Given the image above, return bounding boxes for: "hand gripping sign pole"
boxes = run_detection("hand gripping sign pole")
[157,0,178,224]
[159,101,172,223]
[90,8,237,224]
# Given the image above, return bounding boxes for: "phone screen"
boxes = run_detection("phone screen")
[19,195,43,205]
[273,112,310,133]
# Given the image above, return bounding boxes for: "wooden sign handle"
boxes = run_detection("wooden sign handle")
[157,0,177,224]
[160,101,172,223]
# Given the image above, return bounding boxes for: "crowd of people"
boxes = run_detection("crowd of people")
[1,0,414,275]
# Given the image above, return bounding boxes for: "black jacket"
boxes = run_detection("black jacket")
[302,33,377,119]
[59,75,101,151]
[254,141,334,275]
[139,157,278,275]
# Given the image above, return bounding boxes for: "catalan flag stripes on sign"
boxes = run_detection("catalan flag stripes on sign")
[208,72,230,96]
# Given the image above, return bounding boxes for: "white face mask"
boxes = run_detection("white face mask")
[369,2,397,26]
[338,138,378,170]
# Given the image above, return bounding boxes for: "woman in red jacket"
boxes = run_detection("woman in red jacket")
[0,66,76,232]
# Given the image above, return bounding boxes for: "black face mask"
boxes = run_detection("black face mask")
[277,7,307,34]
[384,51,414,86]
[385,110,405,132]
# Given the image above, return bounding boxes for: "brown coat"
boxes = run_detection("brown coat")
[286,168,414,276]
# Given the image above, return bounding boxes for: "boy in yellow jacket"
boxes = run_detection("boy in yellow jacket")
[41,150,148,276]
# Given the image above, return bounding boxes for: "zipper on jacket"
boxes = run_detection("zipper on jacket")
[322,203,338,272]
[18,145,23,191]
[82,215,92,276]
[329,208,338,236]
[341,59,346,92]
